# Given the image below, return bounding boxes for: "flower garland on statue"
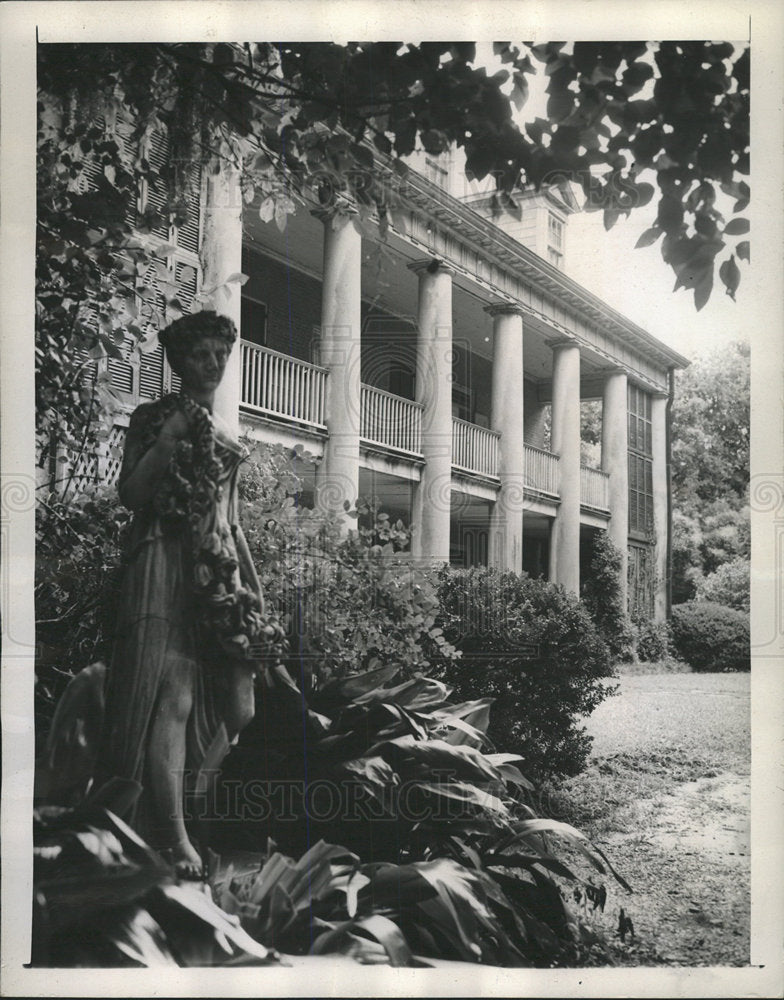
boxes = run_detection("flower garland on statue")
[139,393,265,663]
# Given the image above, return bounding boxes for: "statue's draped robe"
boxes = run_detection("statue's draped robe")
[98,399,248,838]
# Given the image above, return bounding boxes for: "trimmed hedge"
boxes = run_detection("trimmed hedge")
[670,600,750,672]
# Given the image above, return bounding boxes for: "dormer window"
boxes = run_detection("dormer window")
[425,156,449,190]
[548,212,564,248]
[547,212,565,269]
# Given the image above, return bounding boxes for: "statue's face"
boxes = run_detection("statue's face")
[180,335,230,395]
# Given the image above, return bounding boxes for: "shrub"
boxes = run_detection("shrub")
[240,442,457,688]
[581,532,634,661]
[632,616,673,663]
[212,660,625,966]
[35,442,457,749]
[427,566,616,781]
[35,661,628,968]
[35,484,131,751]
[695,557,750,612]
[670,600,750,672]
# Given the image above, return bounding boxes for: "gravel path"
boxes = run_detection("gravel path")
[596,773,750,965]
[571,671,751,966]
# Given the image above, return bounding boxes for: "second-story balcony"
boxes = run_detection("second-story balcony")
[240,340,328,430]
[452,418,500,480]
[239,341,610,512]
[360,383,423,457]
[581,465,611,512]
[524,443,559,498]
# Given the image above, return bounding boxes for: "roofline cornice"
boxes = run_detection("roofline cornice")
[379,160,690,371]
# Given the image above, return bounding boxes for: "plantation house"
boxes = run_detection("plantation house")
[61,135,688,621]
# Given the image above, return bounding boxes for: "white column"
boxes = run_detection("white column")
[651,392,669,621]
[487,304,525,573]
[313,209,362,521]
[409,260,454,563]
[549,341,581,594]
[200,159,243,434]
[602,368,629,608]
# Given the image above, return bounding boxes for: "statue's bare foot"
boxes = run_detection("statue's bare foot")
[170,842,204,881]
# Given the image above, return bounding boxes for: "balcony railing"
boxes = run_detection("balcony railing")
[238,342,612,514]
[240,340,327,429]
[360,384,423,456]
[523,444,560,497]
[452,418,500,478]
[581,465,610,510]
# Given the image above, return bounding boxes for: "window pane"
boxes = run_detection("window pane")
[241,296,267,346]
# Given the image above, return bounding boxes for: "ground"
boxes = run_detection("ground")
[546,669,751,966]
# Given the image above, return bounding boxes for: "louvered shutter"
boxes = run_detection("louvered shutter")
[116,117,140,230]
[176,163,202,255]
[106,333,135,395]
[138,259,167,399]
[146,130,171,239]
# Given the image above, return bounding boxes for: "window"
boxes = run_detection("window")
[452,385,472,422]
[548,213,564,248]
[628,542,655,619]
[89,121,202,404]
[241,294,268,347]
[388,363,415,400]
[628,385,653,534]
[547,212,565,269]
[425,156,449,190]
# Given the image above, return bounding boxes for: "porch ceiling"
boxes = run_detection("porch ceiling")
[243,207,612,385]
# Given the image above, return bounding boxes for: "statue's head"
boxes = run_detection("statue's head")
[159,311,237,379]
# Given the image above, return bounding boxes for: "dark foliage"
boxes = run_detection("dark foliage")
[32,800,278,967]
[671,342,750,602]
[632,616,673,664]
[239,443,457,688]
[209,660,625,966]
[695,557,749,612]
[36,660,627,968]
[427,567,616,781]
[581,532,635,661]
[35,485,130,752]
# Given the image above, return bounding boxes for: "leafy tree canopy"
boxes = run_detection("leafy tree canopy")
[670,340,749,602]
[40,40,749,300]
[35,41,749,479]
[671,340,749,504]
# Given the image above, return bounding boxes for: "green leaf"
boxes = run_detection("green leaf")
[433,698,492,737]
[361,862,438,907]
[376,735,508,785]
[723,217,749,236]
[736,240,749,262]
[719,254,741,300]
[358,675,450,711]
[498,819,632,892]
[354,914,413,966]
[416,780,509,816]
[107,908,177,966]
[331,660,401,700]
[483,851,580,882]
[693,265,714,312]
[635,226,662,248]
[258,197,275,223]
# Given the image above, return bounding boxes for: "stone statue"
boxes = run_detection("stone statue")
[96,310,264,877]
